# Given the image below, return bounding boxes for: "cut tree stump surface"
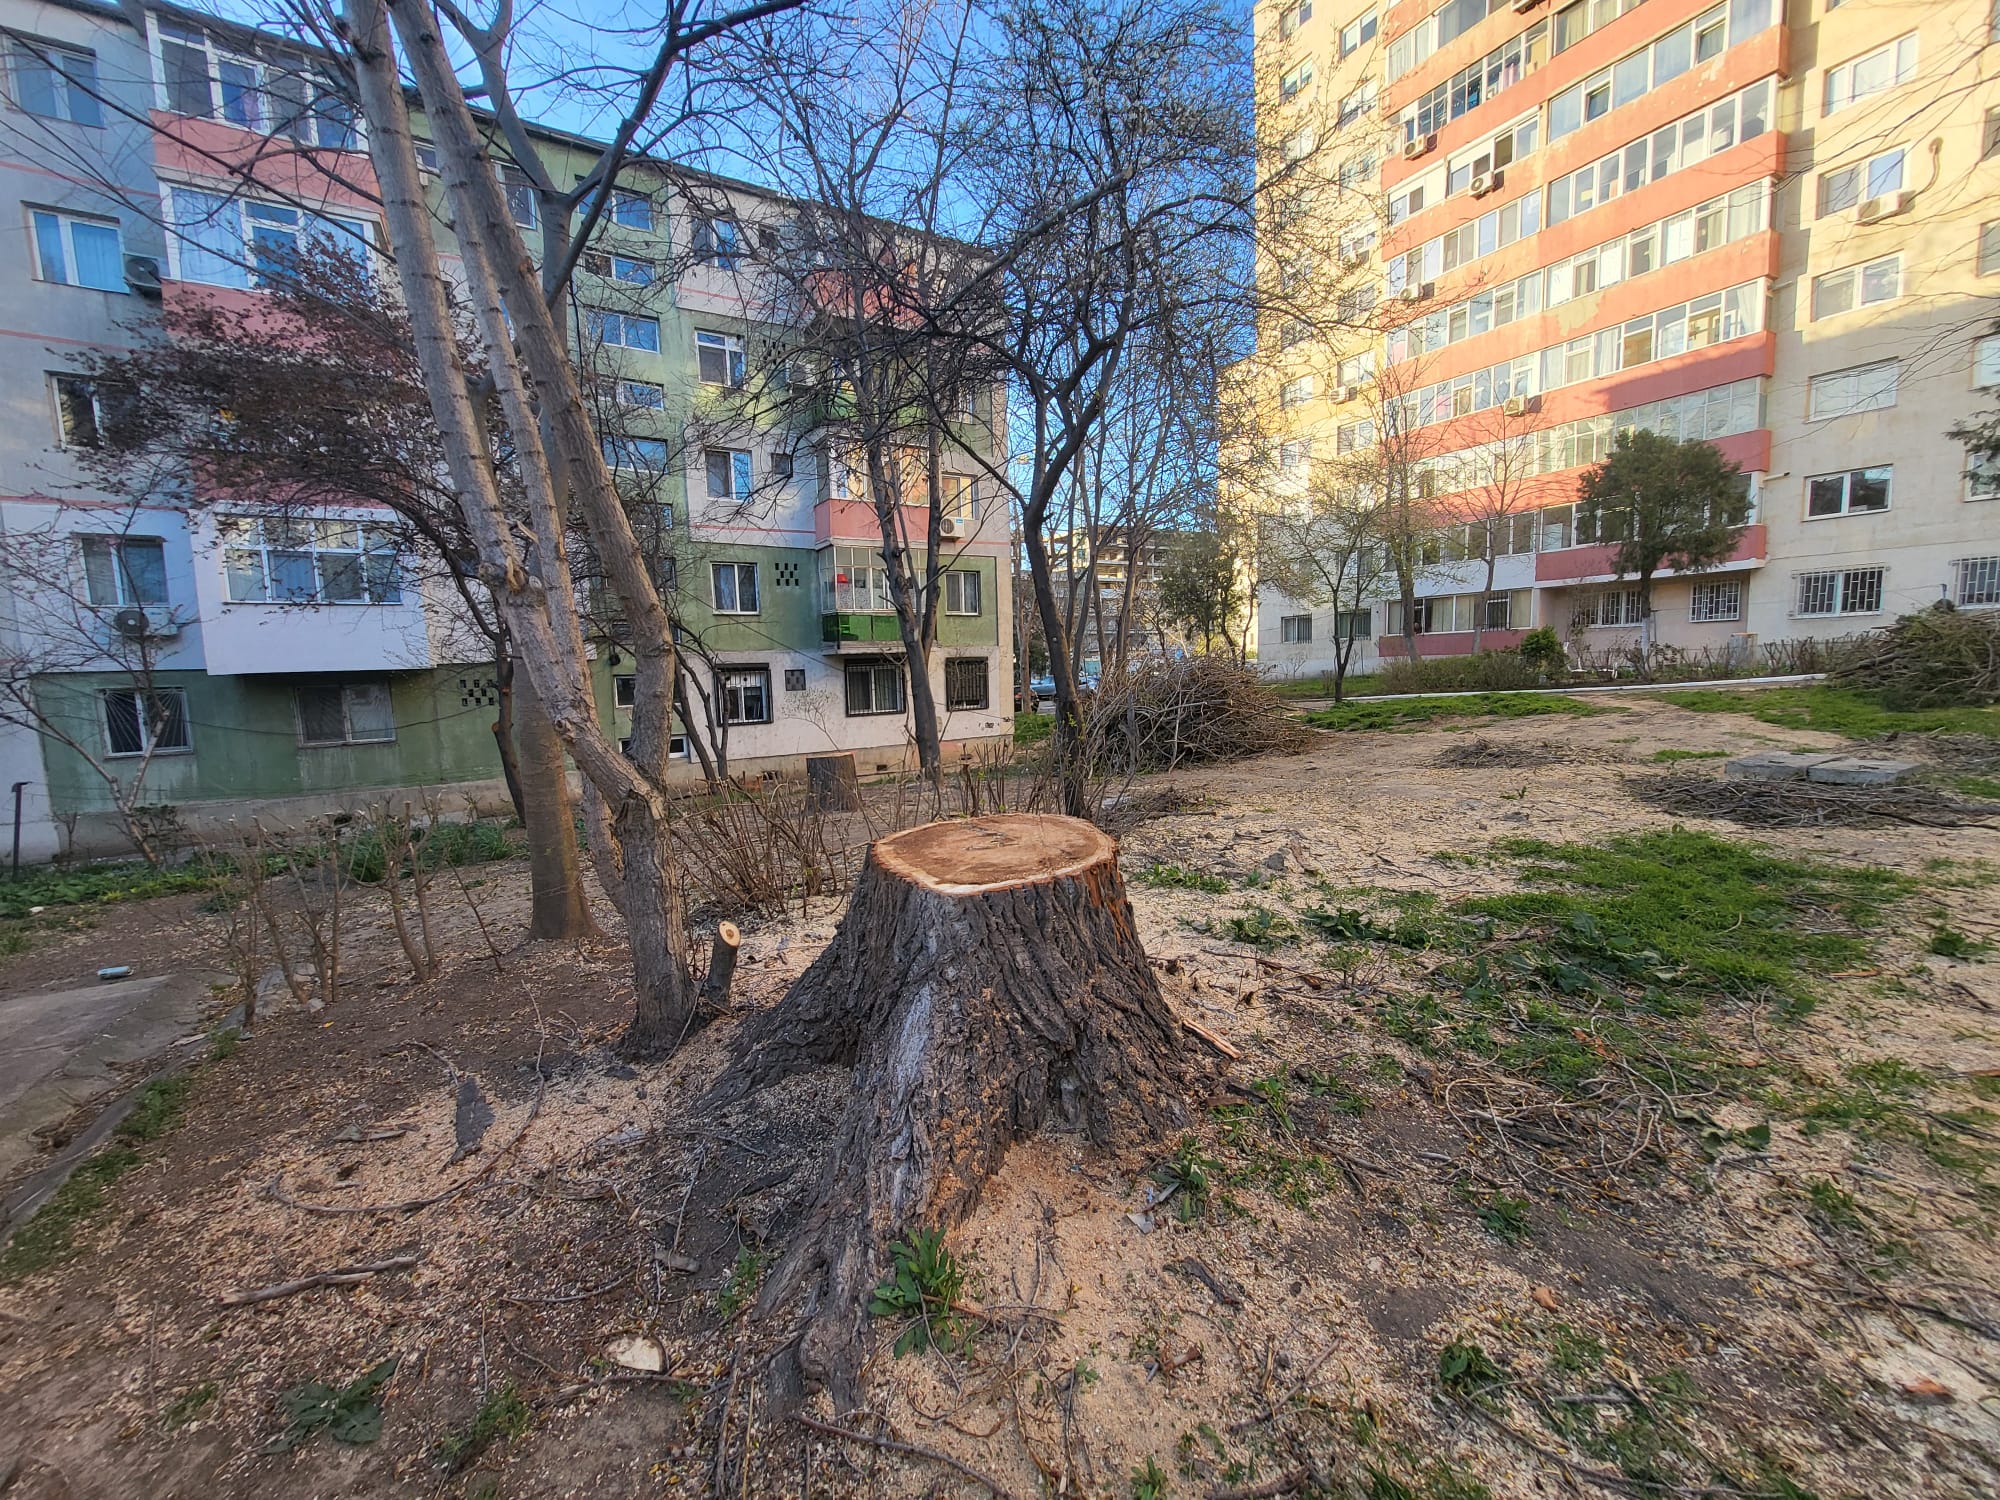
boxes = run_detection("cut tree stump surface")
[871,813,1112,892]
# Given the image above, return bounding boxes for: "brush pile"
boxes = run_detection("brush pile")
[1829,603,2000,709]
[1086,655,1310,773]
[1433,736,1618,769]
[1625,770,1999,829]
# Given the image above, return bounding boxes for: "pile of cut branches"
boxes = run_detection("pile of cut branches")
[1829,603,2000,709]
[1433,736,1617,769]
[1625,770,1999,828]
[1084,655,1310,774]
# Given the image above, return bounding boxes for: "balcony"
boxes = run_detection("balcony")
[1535,523,1766,584]
[821,611,907,650]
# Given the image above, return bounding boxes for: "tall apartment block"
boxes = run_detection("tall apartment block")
[0,0,1010,861]
[1251,0,2000,678]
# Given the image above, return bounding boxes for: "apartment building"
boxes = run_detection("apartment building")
[0,0,1010,860]
[1250,0,2000,679]
[1047,525,1173,660]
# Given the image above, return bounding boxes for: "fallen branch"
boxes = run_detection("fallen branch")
[1182,1017,1243,1060]
[218,1254,420,1308]
[797,1414,1024,1500]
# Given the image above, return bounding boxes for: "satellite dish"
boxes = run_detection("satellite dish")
[111,607,149,639]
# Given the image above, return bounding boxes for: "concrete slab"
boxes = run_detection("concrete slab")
[0,970,227,1185]
[1723,752,1843,782]
[1805,757,1919,787]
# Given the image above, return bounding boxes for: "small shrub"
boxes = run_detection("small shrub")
[1224,906,1294,946]
[1477,1192,1531,1244]
[1131,1456,1170,1499]
[1377,652,1546,695]
[1438,1338,1505,1399]
[1518,627,1566,677]
[1014,712,1054,746]
[1928,925,1989,959]
[869,1229,973,1356]
[434,1383,533,1473]
[1153,1138,1219,1219]
[716,1248,767,1320]
[266,1358,398,1452]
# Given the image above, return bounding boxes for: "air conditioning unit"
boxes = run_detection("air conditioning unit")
[1501,394,1541,417]
[123,255,162,297]
[1469,168,1503,198]
[937,515,968,540]
[1511,0,1541,13]
[1856,190,1913,225]
[1401,133,1437,161]
[109,606,179,641]
[1396,280,1436,305]
[1337,383,1361,403]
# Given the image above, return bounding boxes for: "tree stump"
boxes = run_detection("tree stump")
[804,752,862,812]
[708,813,1192,1407]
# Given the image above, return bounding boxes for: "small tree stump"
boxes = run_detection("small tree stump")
[708,813,1191,1406]
[804,753,862,812]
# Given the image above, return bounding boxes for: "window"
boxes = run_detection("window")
[1824,33,1917,115]
[1541,80,1771,235]
[296,681,394,745]
[1336,419,1375,453]
[163,187,370,289]
[582,250,654,284]
[1279,376,1313,408]
[1954,556,2000,606]
[1970,452,2000,501]
[1579,588,1644,628]
[711,560,759,614]
[696,329,746,387]
[51,373,131,448]
[844,661,905,716]
[609,189,651,230]
[220,515,402,604]
[721,666,771,724]
[705,447,753,503]
[784,668,807,692]
[602,433,668,468]
[1810,256,1899,320]
[824,545,890,611]
[943,569,982,615]
[1278,439,1311,471]
[103,687,189,756]
[1340,10,1376,55]
[1547,6,1748,143]
[614,674,637,708]
[938,472,974,520]
[1818,148,1903,217]
[1973,335,2000,391]
[496,165,537,228]
[155,24,356,147]
[1279,613,1312,643]
[30,209,123,291]
[1796,567,1883,616]
[1688,579,1742,622]
[587,310,661,352]
[12,38,100,125]
[1986,108,2000,161]
[80,535,167,607]
[1806,466,1891,518]
[1337,83,1375,124]
[1334,609,1371,640]
[1807,363,1898,420]
[1279,0,1312,39]
[1280,60,1312,99]
[1283,125,1315,162]
[944,658,989,711]
[694,215,740,268]
[615,379,665,409]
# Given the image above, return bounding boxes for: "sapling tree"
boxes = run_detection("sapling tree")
[1575,430,1748,643]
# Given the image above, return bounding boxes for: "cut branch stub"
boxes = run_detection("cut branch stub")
[708,813,1193,1407]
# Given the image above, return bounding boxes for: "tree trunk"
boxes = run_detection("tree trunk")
[707,813,1192,1408]
[511,660,596,940]
[490,651,527,825]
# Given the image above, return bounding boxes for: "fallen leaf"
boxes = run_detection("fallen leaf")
[1901,1378,1953,1403]
[1530,1285,1559,1312]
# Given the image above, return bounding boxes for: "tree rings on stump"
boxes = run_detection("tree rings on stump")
[708,812,1192,1407]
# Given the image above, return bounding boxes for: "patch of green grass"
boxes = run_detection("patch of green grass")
[0,1145,141,1281]
[1153,1138,1220,1220]
[1806,1178,1863,1230]
[0,927,29,957]
[1649,747,1728,762]
[1928,924,1991,959]
[158,1380,219,1432]
[1013,712,1054,746]
[1438,1338,1505,1400]
[1652,685,2000,739]
[209,1027,241,1062]
[0,858,232,919]
[1269,674,1380,700]
[1365,1460,1494,1500]
[1222,907,1294,946]
[1953,774,2000,801]
[1131,1456,1170,1499]
[1136,863,1230,894]
[116,1076,191,1144]
[1477,1192,1531,1245]
[716,1248,767,1321]
[1464,829,1909,1015]
[870,1228,974,1357]
[1546,1324,1605,1376]
[1301,692,1609,733]
[1922,857,2000,889]
[434,1383,533,1473]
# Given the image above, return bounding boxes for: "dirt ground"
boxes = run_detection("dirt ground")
[0,693,1996,1500]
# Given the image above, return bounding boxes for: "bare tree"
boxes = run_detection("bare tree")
[1437,402,1542,654]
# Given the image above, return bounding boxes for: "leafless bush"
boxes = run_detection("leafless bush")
[1828,604,2000,709]
[1086,655,1310,775]
[676,781,850,918]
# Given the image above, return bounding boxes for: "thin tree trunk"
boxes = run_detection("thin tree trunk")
[1024,526,1088,818]
[867,443,942,785]
[511,661,595,940]
[490,650,527,824]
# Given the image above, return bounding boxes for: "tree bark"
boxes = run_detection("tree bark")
[706,813,1192,1409]
[511,660,596,940]
[490,651,527,825]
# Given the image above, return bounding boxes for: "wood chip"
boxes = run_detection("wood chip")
[1182,1017,1243,1060]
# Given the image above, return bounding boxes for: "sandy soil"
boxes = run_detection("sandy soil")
[0,693,1995,1500]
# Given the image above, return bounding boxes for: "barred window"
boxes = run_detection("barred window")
[1688,579,1742,622]
[944,658,988,710]
[1796,567,1883,616]
[1955,557,2000,607]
